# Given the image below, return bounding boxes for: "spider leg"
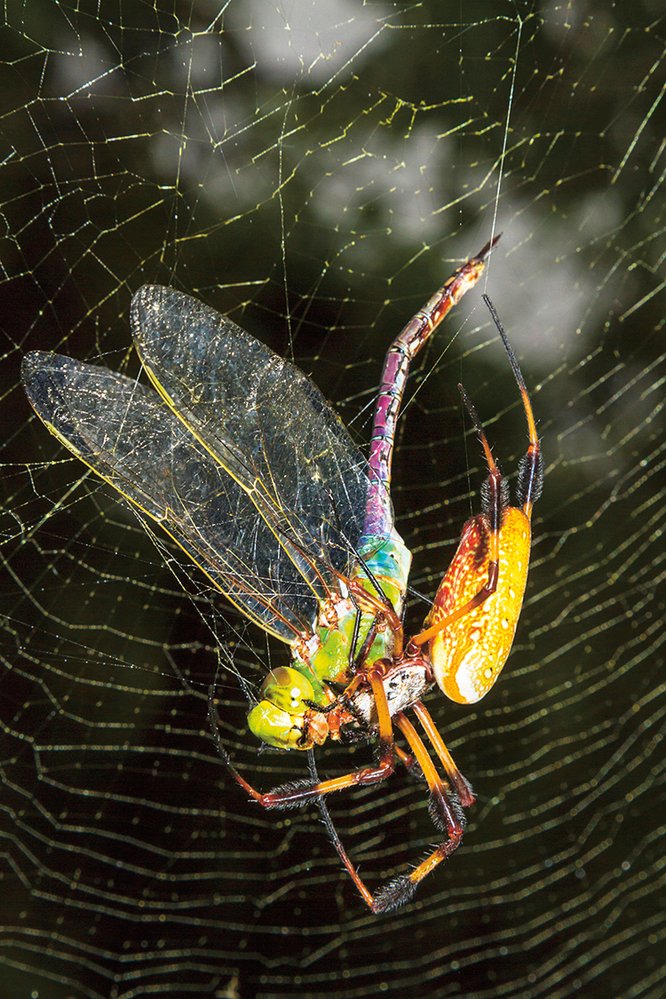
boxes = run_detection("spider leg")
[308,750,375,910]
[411,391,503,646]
[259,670,397,808]
[395,742,418,773]
[412,295,543,654]
[411,700,475,807]
[208,684,275,803]
[210,690,466,912]
[372,835,465,914]
[368,712,468,913]
[482,294,543,518]
[307,712,468,914]
[394,712,466,838]
[210,669,398,810]
[210,707,378,912]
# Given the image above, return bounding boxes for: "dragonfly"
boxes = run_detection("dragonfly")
[21,236,542,912]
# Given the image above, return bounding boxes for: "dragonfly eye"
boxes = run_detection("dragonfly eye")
[259,666,315,712]
[247,667,317,750]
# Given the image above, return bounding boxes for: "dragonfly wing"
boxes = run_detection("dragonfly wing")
[22,351,319,643]
[131,286,370,586]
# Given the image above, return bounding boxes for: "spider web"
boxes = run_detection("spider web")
[1,2,663,997]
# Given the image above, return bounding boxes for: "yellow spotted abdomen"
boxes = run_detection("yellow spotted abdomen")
[428,507,531,704]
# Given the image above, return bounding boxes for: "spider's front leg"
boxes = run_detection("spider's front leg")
[209,682,472,914]
[208,669,399,811]
[323,706,472,914]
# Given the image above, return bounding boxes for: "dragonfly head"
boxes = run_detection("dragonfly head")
[247,666,321,750]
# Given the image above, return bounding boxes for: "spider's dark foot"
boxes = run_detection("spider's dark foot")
[371,875,418,914]
[428,786,466,835]
[261,779,316,809]
[457,773,476,809]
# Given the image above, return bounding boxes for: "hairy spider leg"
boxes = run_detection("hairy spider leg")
[412,381,504,647]
[310,698,478,912]
[411,700,475,808]
[371,711,469,913]
[483,294,541,517]
[316,710,467,914]
[209,666,401,811]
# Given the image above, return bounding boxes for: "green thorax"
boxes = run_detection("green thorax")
[247,529,411,750]
[295,528,412,693]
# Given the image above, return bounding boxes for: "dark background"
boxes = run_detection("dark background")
[0,2,663,997]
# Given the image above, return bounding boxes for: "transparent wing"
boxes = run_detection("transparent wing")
[22,352,320,643]
[131,286,372,589]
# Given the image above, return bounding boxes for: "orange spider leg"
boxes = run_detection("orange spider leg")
[210,669,399,811]
[394,712,465,834]
[483,294,541,518]
[412,381,502,648]
[367,712,467,913]
[395,742,416,769]
[309,709,470,914]
[411,700,475,807]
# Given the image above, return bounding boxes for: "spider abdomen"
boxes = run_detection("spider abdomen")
[428,507,531,705]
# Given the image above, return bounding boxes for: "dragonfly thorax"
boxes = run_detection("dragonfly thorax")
[247,531,412,751]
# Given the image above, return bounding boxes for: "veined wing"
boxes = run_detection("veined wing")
[131,286,373,590]
[22,352,320,643]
